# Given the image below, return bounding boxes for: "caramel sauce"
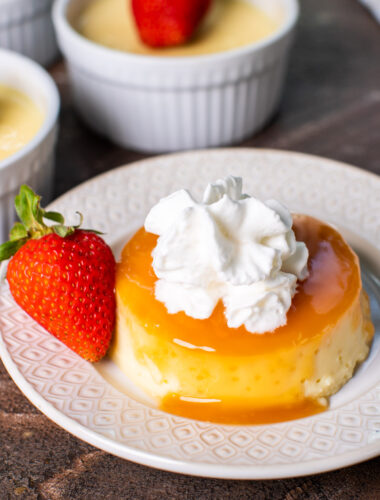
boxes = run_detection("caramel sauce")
[118,215,360,356]
[162,394,326,425]
[116,215,362,424]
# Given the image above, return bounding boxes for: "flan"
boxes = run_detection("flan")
[74,0,279,57]
[111,214,374,425]
[0,84,43,162]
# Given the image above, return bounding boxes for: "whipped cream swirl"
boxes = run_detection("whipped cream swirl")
[145,176,309,334]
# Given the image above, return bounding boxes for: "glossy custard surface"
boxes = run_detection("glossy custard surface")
[114,215,373,424]
[118,216,360,355]
[0,85,43,162]
[75,0,279,57]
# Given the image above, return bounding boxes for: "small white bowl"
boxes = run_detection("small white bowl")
[0,0,59,67]
[0,48,60,243]
[53,0,298,153]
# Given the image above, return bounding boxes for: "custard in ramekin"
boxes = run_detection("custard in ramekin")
[0,49,59,242]
[53,0,298,152]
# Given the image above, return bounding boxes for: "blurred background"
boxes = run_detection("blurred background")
[49,0,380,196]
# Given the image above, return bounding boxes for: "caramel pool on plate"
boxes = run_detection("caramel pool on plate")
[111,215,374,425]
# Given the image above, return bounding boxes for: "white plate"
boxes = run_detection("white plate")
[1,149,380,479]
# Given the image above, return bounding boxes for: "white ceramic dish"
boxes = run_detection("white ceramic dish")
[53,0,298,152]
[0,48,60,243]
[0,149,379,479]
[0,0,59,67]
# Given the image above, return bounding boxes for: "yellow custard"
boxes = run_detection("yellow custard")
[0,85,43,162]
[75,0,279,57]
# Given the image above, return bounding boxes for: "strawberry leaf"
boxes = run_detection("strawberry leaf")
[82,229,104,235]
[44,211,65,224]
[14,185,46,236]
[0,238,27,261]
[15,186,36,228]
[32,196,44,225]
[9,222,28,241]
[52,225,73,238]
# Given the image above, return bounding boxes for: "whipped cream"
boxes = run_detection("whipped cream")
[144,176,309,334]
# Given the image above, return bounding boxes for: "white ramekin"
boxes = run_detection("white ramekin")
[0,48,60,243]
[0,0,59,67]
[53,0,298,153]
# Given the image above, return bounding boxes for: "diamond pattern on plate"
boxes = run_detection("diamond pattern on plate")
[0,150,379,475]
[247,444,270,460]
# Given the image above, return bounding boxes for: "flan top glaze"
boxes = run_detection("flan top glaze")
[118,216,360,355]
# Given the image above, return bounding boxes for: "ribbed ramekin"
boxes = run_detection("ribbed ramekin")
[0,0,59,67]
[53,0,298,152]
[0,48,60,243]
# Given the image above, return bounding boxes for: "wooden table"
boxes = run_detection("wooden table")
[1,0,380,498]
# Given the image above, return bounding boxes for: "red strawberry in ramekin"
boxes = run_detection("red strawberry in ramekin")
[132,0,212,48]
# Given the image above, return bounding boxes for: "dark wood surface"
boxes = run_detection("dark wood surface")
[1,0,380,498]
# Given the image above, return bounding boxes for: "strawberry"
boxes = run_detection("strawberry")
[132,0,212,48]
[0,186,115,362]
